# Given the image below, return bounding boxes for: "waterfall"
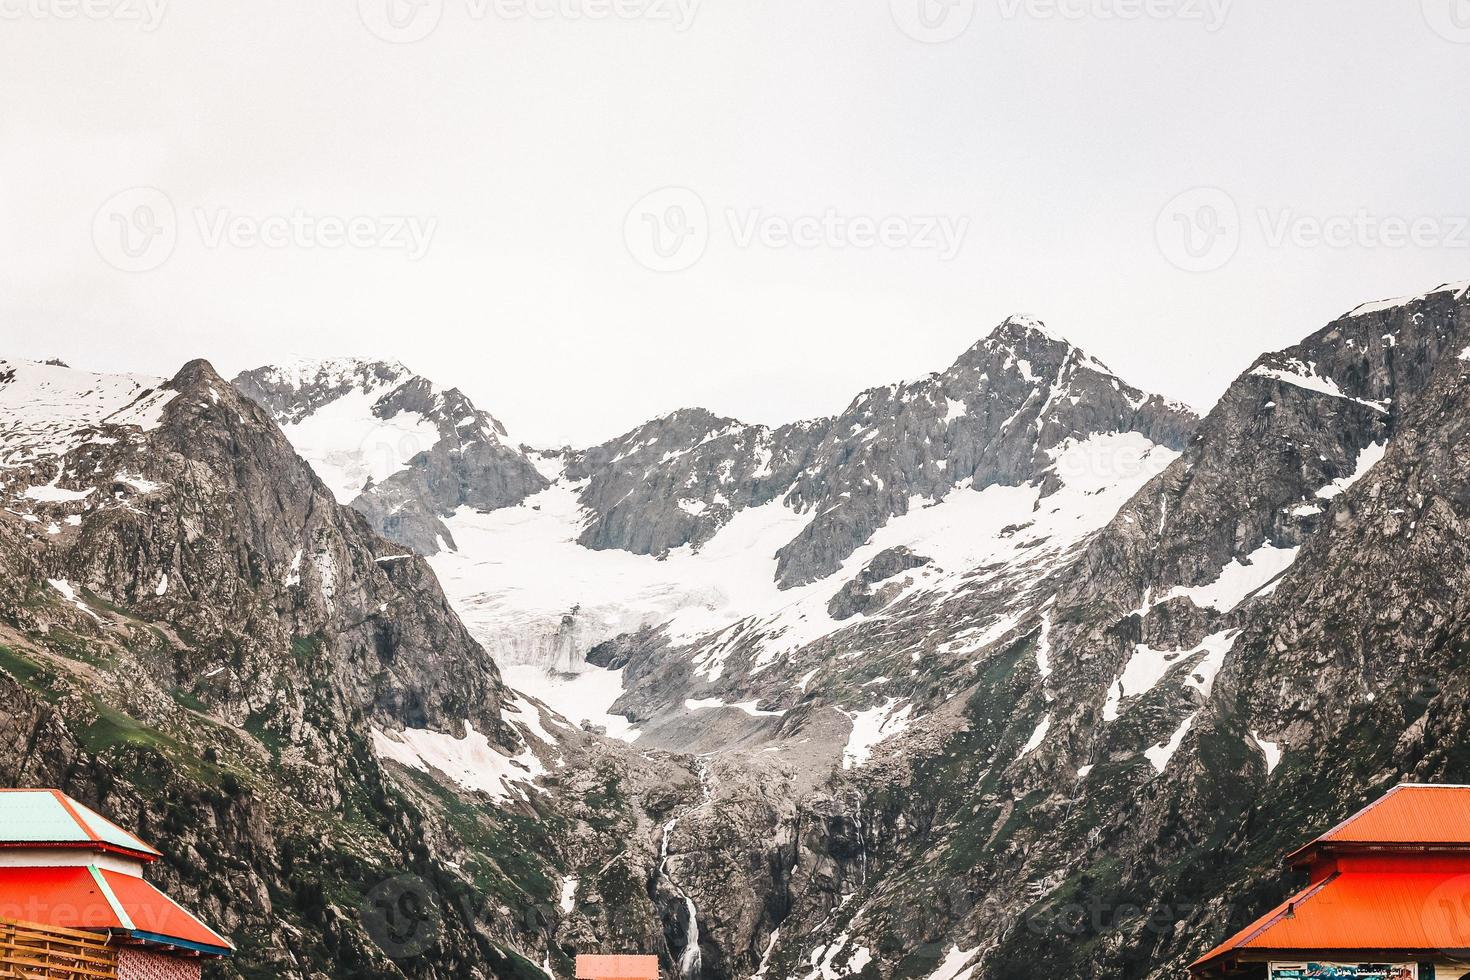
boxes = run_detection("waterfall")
[658,761,714,980]
[660,818,702,979]
[659,817,679,873]
[678,897,702,979]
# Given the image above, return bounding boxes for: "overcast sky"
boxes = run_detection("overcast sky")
[4,1,1470,446]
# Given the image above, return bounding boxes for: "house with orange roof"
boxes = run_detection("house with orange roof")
[1192,783,1470,979]
[0,788,232,979]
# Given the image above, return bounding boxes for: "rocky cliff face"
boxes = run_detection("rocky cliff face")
[234,319,1208,978]
[721,280,1470,980]
[236,321,1195,720]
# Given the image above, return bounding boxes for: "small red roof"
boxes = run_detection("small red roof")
[576,954,660,979]
[0,866,232,956]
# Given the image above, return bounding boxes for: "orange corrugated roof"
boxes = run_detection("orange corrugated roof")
[1217,870,1470,952]
[0,866,232,955]
[575,954,659,979]
[1316,784,1470,844]
[100,868,233,953]
[1193,866,1470,972]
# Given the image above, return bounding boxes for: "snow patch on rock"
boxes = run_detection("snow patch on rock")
[1164,543,1300,613]
[1146,712,1197,773]
[1315,442,1386,500]
[842,698,913,769]
[371,721,547,802]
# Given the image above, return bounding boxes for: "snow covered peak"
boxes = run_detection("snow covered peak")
[249,356,414,396]
[0,358,175,463]
[234,357,548,537]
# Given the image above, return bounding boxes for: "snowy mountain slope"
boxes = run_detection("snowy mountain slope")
[602,430,1180,755]
[242,321,1198,754]
[563,316,1194,589]
[234,357,548,553]
[12,279,1470,980]
[0,358,176,463]
[432,428,1177,746]
[0,358,181,529]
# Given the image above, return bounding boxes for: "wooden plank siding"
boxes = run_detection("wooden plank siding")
[0,918,117,979]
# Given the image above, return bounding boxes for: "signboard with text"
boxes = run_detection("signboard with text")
[1269,965,1417,980]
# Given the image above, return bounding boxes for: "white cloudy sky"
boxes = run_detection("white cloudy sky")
[3,1,1469,446]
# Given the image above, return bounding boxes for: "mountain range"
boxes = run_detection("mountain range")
[3,277,1468,979]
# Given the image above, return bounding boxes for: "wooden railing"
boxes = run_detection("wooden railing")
[0,918,117,979]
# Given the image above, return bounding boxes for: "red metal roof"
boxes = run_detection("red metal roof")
[576,954,660,979]
[1285,784,1470,867]
[1316,784,1470,845]
[1193,862,1470,970]
[0,866,232,955]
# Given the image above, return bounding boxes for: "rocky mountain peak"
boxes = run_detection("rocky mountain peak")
[947,314,1094,382]
[234,356,417,426]
[16,280,1470,980]
[990,312,1067,346]
[172,356,230,390]
[646,406,746,439]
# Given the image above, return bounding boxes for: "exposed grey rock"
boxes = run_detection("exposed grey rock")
[572,281,1470,980]
[827,546,931,620]
[13,280,1470,980]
